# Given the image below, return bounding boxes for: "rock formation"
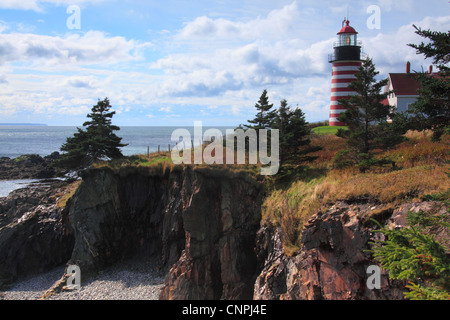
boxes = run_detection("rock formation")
[0,180,74,288]
[1,163,447,299]
[67,166,263,300]
[0,153,60,180]
[253,200,449,300]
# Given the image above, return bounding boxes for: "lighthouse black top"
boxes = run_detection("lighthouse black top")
[329,20,362,62]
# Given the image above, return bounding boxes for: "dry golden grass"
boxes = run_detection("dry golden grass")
[263,131,450,255]
[309,134,347,169]
[383,130,450,169]
[56,180,82,208]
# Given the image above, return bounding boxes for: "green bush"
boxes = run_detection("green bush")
[370,208,450,300]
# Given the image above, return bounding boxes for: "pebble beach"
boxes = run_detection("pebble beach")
[0,256,165,300]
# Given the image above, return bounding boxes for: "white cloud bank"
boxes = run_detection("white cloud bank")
[1,1,449,125]
[0,0,106,12]
[0,31,150,66]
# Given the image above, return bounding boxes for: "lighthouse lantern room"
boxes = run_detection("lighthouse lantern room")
[328,19,364,126]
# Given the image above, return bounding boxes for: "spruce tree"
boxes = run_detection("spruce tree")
[370,202,450,300]
[247,89,277,130]
[56,98,127,169]
[272,99,319,169]
[336,58,404,172]
[407,25,450,141]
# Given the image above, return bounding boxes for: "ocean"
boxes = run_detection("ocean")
[0,125,235,158]
[0,125,231,197]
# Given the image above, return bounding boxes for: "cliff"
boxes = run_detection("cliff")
[67,166,264,300]
[2,165,446,299]
[0,179,74,287]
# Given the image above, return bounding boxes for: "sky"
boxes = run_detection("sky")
[0,0,449,127]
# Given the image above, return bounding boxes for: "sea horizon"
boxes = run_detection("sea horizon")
[0,125,234,159]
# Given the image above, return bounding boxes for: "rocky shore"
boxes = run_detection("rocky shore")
[0,153,61,180]
[0,177,74,288]
[1,255,164,300]
[1,160,447,300]
[0,174,165,300]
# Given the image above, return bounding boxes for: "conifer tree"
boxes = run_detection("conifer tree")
[370,197,450,300]
[247,89,277,130]
[56,98,127,169]
[273,99,319,169]
[407,25,450,141]
[335,58,404,172]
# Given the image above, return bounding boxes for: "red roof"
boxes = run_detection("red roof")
[337,20,357,34]
[389,73,421,96]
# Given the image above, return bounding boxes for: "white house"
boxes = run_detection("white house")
[384,62,434,113]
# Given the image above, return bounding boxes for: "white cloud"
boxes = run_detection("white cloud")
[231,105,243,116]
[64,75,99,89]
[0,75,8,84]
[362,15,450,74]
[159,106,173,113]
[0,0,106,12]
[0,30,150,66]
[0,20,8,33]
[376,0,414,12]
[178,1,301,41]
[0,0,41,11]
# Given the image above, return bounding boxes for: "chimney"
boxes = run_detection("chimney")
[429,65,433,74]
[406,61,410,74]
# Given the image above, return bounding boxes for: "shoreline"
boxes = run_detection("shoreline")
[1,255,165,300]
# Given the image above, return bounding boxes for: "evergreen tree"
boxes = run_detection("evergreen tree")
[56,98,127,169]
[336,58,404,172]
[370,197,450,300]
[273,99,319,169]
[247,89,277,130]
[407,25,450,141]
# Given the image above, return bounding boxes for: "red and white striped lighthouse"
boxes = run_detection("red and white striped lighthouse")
[328,19,364,126]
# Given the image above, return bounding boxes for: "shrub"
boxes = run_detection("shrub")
[370,207,450,300]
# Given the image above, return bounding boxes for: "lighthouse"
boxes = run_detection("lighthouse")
[328,19,365,126]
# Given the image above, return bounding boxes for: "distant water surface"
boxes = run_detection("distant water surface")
[0,179,40,197]
[0,125,231,196]
[0,125,230,159]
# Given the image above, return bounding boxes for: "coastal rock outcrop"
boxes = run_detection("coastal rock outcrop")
[0,180,74,288]
[0,153,60,180]
[67,166,264,300]
[252,201,449,300]
[2,162,446,300]
[159,168,263,299]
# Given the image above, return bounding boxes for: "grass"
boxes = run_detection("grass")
[311,126,347,135]
[56,180,82,208]
[262,130,450,255]
[57,129,449,257]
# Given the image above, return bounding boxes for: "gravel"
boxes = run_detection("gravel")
[0,257,165,300]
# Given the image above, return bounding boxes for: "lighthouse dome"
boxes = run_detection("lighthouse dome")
[337,20,358,34]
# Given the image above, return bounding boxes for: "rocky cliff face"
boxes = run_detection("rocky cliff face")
[2,165,444,299]
[252,201,447,300]
[0,180,74,287]
[67,166,263,300]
